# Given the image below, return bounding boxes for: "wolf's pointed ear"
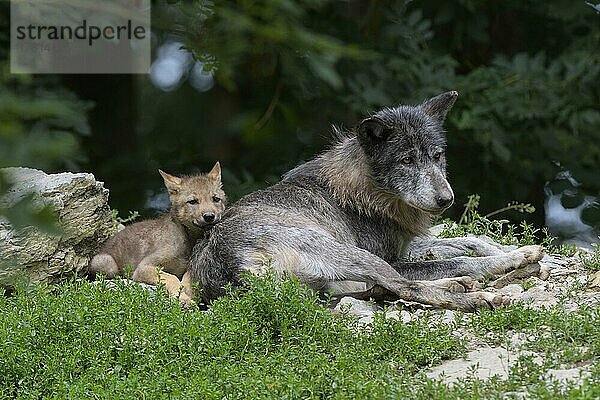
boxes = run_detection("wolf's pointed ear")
[357,117,390,145]
[419,91,458,123]
[207,161,222,182]
[159,169,182,194]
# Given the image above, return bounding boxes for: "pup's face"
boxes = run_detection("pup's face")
[357,91,457,214]
[159,162,227,229]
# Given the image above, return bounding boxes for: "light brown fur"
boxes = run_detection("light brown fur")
[89,162,227,306]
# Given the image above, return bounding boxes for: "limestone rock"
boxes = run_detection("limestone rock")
[332,296,377,317]
[547,365,592,385]
[426,346,542,384]
[498,283,524,298]
[0,167,113,284]
[518,286,559,309]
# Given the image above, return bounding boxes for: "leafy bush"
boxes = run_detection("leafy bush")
[151,0,599,225]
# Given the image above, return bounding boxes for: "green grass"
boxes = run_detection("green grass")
[580,244,600,271]
[0,275,463,399]
[2,275,600,399]
[468,305,600,365]
[1,275,600,399]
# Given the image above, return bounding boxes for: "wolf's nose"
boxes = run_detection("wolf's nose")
[435,195,454,209]
[202,213,215,223]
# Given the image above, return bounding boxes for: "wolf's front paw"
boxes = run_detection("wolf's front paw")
[459,291,511,311]
[511,245,545,268]
[431,276,482,293]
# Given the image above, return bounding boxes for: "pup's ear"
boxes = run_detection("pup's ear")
[357,117,391,145]
[158,169,182,194]
[419,91,458,123]
[207,161,222,182]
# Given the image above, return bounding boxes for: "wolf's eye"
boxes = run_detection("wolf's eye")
[401,157,413,165]
[433,152,443,161]
[187,199,199,205]
[212,196,221,203]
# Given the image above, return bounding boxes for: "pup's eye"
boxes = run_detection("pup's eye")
[212,196,221,203]
[433,152,443,161]
[187,199,198,205]
[401,157,413,165]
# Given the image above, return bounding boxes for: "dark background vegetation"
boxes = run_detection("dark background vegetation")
[1,0,599,228]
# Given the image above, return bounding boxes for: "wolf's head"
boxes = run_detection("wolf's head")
[355,91,457,215]
[159,162,227,230]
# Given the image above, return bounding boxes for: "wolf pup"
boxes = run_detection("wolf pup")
[89,162,226,306]
[189,92,544,311]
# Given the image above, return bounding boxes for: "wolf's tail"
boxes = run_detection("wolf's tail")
[188,235,244,303]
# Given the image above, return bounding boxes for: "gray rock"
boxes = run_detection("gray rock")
[550,267,579,277]
[385,310,400,321]
[0,167,113,284]
[547,366,591,385]
[499,283,524,298]
[539,253,569,268]
[384,309,413,323]
[332,296,377,317]
[439,310,456,325]
[400,310,412,323]
[518,286,559,308]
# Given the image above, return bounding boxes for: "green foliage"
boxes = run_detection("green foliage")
[166,0,369,91]
[439,194,581,257]
[0,275,462,399]
[109,209,140,233]
[449,48,600,214]
[0,1,92,228]
[580,244,600,270]
[146,0,599,223]
[439,194,548,246]
[0,70,91,274]
[0,10,92,283]
[0,71,92,172]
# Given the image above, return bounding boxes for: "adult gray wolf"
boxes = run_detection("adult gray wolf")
[189,92,544,311]
[89,162,226,306]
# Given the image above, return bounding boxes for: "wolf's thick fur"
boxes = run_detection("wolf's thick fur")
[189,92,544,311]
[89,162,226,305]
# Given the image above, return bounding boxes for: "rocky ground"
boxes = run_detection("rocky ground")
[331,241,600,389]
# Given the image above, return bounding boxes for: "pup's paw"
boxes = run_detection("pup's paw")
[178,292,196,309]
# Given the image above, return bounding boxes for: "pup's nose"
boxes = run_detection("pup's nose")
[435,195,454,209]
[202,213,215,223]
